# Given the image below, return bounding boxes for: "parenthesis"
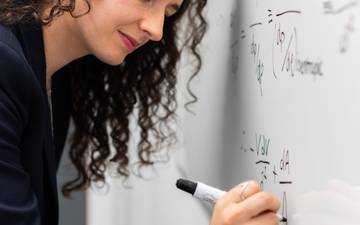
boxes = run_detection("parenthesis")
[272,23,278,79]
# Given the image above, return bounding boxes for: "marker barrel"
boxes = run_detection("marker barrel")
[193,182,226,204]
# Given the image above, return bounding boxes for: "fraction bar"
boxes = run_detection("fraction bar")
[255,160,270,165]
[249,22,263,28]
[276,10,301,17]
[279,181,293,184]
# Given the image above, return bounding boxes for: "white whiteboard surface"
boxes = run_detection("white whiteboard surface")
[183,0,360,224]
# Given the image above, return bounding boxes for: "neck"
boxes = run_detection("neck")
[42,12,89,95]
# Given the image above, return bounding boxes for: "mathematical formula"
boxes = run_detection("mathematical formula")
[227,1,358,96]
[240,131,291,224]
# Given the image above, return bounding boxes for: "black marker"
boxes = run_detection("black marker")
[176,178,287,223]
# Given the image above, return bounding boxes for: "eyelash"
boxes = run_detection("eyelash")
[142,0,154,5]
[166,8,177,17]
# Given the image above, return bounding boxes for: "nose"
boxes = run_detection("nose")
[140,10,165,42]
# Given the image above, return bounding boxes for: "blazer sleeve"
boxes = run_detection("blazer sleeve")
[0,42,41,224]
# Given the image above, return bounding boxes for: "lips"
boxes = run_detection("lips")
[118,31,139,52]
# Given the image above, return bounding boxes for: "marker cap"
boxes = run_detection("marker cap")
[176,178,197,195]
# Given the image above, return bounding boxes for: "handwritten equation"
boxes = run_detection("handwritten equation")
[227,1,359,96]
[240,131,293,189]
[240,131,291,224]
[231,8,325,95]
[249,9,305,95]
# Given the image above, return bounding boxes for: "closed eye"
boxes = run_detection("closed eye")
[166,4,180,17]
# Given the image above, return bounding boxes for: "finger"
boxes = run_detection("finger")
[223,180,260,204]
[247,211,280,225]
[236,192,280,218]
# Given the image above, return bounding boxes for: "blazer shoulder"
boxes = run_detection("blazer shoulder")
[0,24,31,75]
[0,29,35,88]
[0,24,25,58]
[0,40,35,93]
[0,33,37,124]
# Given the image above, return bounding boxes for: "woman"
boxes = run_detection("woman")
[0,0,281,224]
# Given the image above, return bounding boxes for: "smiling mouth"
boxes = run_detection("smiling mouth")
[118,31,139,52]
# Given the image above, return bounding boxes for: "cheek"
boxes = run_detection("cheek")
[91,32,127,65]
[77,0,142,65]
[77,15,126,64]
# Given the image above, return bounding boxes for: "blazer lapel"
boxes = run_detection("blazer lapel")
[17,22,59,210]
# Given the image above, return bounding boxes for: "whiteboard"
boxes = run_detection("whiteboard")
[182,0,360,224]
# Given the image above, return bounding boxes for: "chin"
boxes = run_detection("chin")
[94,49,127,66]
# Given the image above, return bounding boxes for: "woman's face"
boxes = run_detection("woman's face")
[73,0,183,65]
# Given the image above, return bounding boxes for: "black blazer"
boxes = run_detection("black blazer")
[0,22,72,225]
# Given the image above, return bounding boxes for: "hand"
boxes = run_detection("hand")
[209,181,280,225]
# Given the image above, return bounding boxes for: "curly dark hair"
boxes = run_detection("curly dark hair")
[0,0,207,197]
